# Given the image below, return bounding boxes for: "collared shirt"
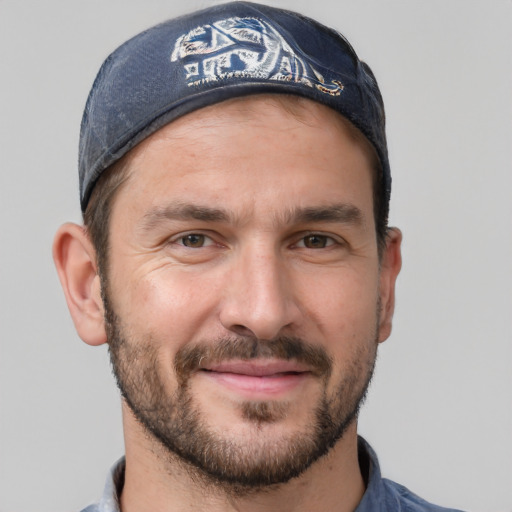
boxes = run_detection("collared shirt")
[81,437,464,512]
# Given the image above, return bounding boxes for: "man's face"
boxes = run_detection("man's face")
[103,96,391,489]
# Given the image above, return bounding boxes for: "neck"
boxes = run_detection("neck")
[120,407,365,512]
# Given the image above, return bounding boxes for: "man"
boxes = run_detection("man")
[53,2,463,511]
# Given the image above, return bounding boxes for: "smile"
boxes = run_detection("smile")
[198,360,313,396]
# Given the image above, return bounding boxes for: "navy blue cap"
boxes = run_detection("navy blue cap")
[79,1,390,212]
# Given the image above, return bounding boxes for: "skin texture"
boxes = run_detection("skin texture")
[53,96,402,512]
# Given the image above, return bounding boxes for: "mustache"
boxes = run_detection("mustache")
[174,336,333,384]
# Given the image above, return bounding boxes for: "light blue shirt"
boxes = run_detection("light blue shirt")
[81,437,464,512]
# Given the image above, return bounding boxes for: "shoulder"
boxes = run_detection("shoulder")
[381,478,466,512]
[79,456,125,512]
[356,437,466,512]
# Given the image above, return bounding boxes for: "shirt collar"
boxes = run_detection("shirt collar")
[96,456,125,512]
[355,436,388,512]
[93,437,384,512]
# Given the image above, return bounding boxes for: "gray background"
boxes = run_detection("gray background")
[1,0,511,511]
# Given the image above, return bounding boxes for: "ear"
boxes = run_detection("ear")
[53,223,107,346]
[377,227,402,343]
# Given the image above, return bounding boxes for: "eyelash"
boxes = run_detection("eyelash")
[171,232,341,250]
[174,233,215,248]
[294,234,338,249]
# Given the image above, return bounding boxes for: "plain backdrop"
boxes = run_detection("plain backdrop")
[0,1,511,511]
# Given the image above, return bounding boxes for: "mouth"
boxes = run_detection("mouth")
[198,360,313,397]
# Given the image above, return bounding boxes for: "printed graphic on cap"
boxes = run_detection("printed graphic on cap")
[171,17,344,96]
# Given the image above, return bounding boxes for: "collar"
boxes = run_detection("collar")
[88,437,386,512]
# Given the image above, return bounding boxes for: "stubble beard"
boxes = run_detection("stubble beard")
[103,285,379,494]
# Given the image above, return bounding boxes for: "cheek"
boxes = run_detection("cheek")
[299,266,380,346]
[112,264,223,347]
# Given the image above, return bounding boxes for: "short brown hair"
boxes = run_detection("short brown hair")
[83,157,132,273]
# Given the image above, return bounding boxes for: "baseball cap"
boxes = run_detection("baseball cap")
[79,1,390,213]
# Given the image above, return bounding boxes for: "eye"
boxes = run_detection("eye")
[177,234,213,248]
[297,234,336,249]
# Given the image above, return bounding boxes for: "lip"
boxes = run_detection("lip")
[199,360,313,396]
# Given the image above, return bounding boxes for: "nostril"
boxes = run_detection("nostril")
[231,324,256,337]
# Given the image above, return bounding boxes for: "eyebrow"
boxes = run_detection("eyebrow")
[139,201,364,232]
[140,203,231,231]
[288,204,363,226]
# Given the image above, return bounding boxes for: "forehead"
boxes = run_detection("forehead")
[138,94,374,151]
[109,95,376,224]
[125,94,378,178]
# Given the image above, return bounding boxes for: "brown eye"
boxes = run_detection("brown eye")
[302,234,330,248]
[181,234,206,248]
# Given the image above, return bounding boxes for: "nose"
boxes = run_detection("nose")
[219,243,301,341]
